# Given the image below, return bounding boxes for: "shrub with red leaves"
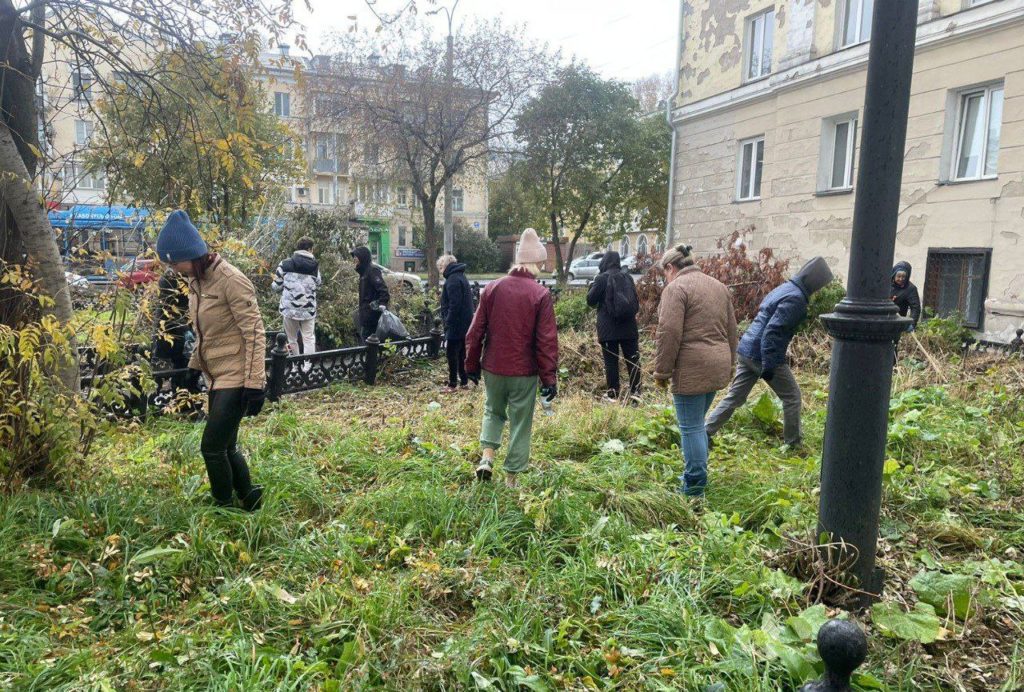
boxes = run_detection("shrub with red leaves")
[636,228,790,333]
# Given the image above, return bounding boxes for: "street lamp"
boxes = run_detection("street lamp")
[817,0,920,604]
[429,0,460,256]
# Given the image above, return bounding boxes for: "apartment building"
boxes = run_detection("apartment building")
[668,0,1024,340]
[37,42,488,273]
[259,47,488,272]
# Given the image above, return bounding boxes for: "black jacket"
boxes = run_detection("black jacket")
[441,262,474,341]
[153,271,191,362]
[891,261,921,326]
[352,246,391,330]
[586,252,639,342]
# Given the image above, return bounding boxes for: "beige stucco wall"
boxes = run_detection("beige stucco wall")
[670,9,1024,339]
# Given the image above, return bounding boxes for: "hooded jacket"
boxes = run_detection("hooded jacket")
[186,256,266,390]
[891,261,921,326]
[352,247,390,331]
[586,251,639,342]
[737,257,833,372]
[440,262,475,341]
[465,268,558,386]
[272,250,322,321]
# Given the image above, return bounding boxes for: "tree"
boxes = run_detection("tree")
[417,218,502,273]
[515,66,652,283]
[487,159,545,240]
[320,18,554,286]
[89,49,304,232]
[0,0,302,388]
[631,71,675,114]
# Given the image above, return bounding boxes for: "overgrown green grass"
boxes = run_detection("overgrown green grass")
[1,355,1022,690]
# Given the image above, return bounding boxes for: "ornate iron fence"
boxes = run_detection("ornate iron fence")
[82,320,445,418]
[961,328,1023,358]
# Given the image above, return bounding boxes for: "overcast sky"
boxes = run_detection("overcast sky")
[290,1,679,83]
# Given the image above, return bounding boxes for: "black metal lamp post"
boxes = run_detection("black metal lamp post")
[817,0,919,603]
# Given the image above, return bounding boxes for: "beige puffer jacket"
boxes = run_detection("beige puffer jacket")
[187,257,266,390]
[654,266,738,395]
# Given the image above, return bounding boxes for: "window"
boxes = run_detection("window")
[63,160,105,190]
[951,84,1003,181]
[317,183,333,205]
[398,226,408,246]
[736,136,765,201]
[397,187,407,207]
[620,237,630,257]
[923,249,991,328]
[74,119,93,146]
[744,9,774,81]
[373,184,387,204]
[638,235,649,256]
[274,92,290,117]
[72,69,93,101]
[838,0,873,48]
[364,143,379,166]
[452,188,464,212]
[819,114,858,191]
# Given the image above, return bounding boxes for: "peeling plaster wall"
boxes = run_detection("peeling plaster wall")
[672,17,1024,338]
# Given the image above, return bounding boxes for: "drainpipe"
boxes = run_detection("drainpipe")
[664,1,686,248]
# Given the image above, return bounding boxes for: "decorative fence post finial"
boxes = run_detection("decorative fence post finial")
[267,333,289,402]
[1010,328,1023,355]
[364,335,380,385]
[429,317,443,358]
[800,620,868,692]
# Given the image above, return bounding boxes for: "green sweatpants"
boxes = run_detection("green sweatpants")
[480,371,539,474]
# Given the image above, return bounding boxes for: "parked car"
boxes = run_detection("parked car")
[65,271,96,306]
[375,263,423,293]
[117,258,160,290]
[564,256,602,282]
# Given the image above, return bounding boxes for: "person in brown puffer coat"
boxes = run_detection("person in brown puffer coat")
[653,244,737,499]
[156,210,266,511]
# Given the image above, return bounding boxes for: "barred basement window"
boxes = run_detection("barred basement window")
[923,249,991,329]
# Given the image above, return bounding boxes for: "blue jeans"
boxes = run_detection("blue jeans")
[673,392,717,496]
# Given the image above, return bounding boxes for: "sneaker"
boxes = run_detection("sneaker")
[475,459,493,482]
[240,485,264,512]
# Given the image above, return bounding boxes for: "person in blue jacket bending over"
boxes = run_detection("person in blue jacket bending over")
[705,256,833,449]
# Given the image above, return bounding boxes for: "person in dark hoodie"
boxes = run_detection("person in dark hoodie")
[705,257,834,449]
[350,246,390,342]
[438,254,475,392]
[272,237,322,354]
[586,251,641,400]
[891,261,921,330]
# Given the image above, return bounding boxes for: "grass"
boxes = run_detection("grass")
[0,343,1022,690]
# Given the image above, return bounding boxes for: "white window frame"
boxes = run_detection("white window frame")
[452,188,464,212]
[273,92,290,117]
[743,9,774,82]
[736,136,765,201]
[818,113,858,192]
[966,0,995,6]
[949,83,1003,182]
[837,0,873,49]
[73,69,94,102]
[396,187,407,207]
[74,119,93,146]
[620,237,630,257]
[317,183,333,205]
[398,225,408,247]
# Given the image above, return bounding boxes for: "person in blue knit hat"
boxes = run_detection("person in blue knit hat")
[157,210,267,511]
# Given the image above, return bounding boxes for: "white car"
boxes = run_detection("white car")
[375,264,423,293]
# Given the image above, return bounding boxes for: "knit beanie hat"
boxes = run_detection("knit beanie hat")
[515,228,547,265]
[156,210,208,263]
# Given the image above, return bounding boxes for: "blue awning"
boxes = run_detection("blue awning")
[49,205,150,231]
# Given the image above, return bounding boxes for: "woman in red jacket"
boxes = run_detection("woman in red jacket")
[465,228,559,487]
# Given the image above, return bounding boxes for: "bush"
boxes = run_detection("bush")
[419,221,503,274]
[554,292,593,331]
[917,311,973,354]
[799,280,846,334]
[637,228,790,331]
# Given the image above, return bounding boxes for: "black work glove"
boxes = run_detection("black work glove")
[370,300,383,312]
[540,384,557,401]
[466,371,480,385]
[761,369,775,382]
[240,387,266,417]
[185,368,203,392]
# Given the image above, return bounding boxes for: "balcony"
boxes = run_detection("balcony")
[314,158,338,174]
